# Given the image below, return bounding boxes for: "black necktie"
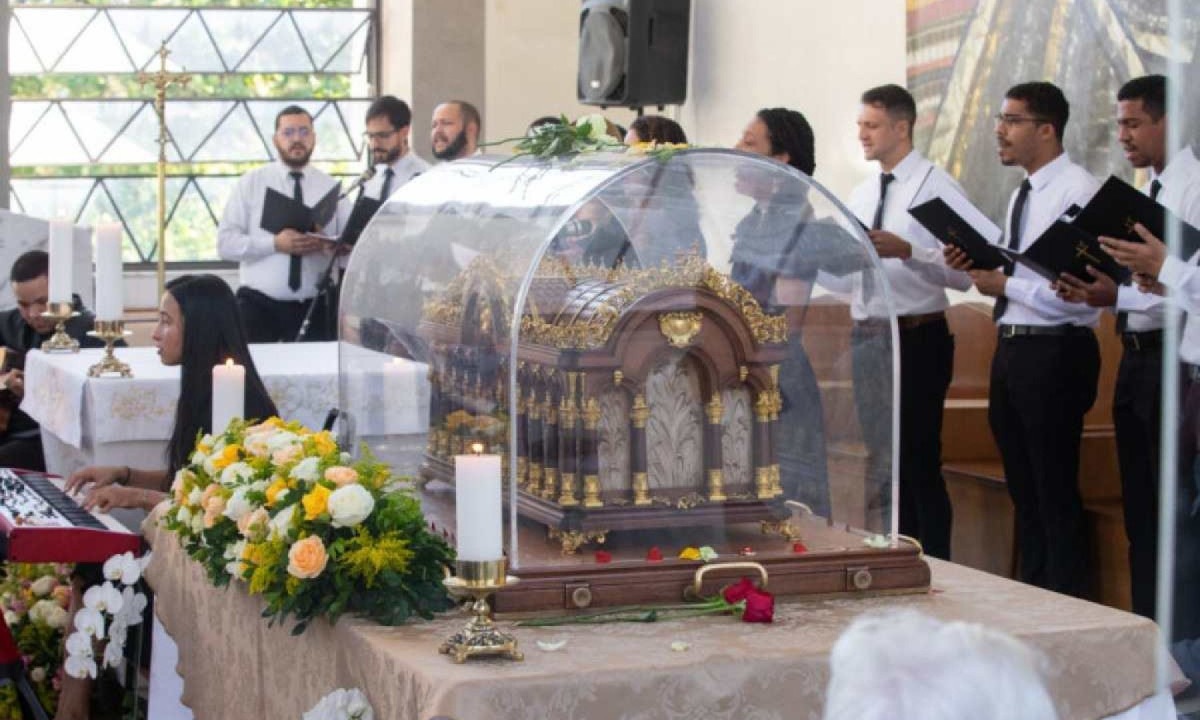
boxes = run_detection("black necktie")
[872,173,895,231]
[993,178,1032,322]
[1117,179,1164,333]
[379,167,395,201]
[288,171,303,291]
[863,173,895,304]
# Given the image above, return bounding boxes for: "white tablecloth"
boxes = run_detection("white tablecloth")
[20,342,429,477]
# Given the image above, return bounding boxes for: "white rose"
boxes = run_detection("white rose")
[211,437,227,453]
[30,575,55,597]
[190,513,205,534]
[176,506,193,527]
[265,431,300,452]
[268,505,296,540]
[223,540,247,578]
[44,605,68,630]
[327,485,375,528]
[244,434,271,458]
[202,455,218,477]
[290,456,321,483]
[222,488,254,523]
[29,667,45,683]
[189,449,207,466]
[3,611,18,627]
[199,433,216,447]
[187,488,203,506]
[220,462,256,487]
[28,599,58,625]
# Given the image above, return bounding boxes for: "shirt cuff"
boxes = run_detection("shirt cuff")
[904,244,942,266]
[1159,255,1192,291]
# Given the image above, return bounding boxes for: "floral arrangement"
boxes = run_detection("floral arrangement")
[163,417,455,633]
[517,575,775,627]
[0,562,73,718]
[303,687,374,720]
[64,552,148,681]
[488,113,687,165]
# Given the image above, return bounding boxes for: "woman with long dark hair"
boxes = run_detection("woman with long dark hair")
[65,274,277,510]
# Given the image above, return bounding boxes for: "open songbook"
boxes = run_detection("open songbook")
[906,167,1010,270]
[1072,175,1200,259]
[325,195,381,247]
[260,183,340,235]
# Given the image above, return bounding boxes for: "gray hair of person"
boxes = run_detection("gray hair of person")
[823,609,1059,720]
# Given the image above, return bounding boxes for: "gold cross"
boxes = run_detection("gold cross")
[137,42,191,297]
[1074,240,1102,266]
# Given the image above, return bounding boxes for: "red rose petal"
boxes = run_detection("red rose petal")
[646,547,663,562]
[792,542,808,554]
[738,546,756,556]
[741,588,775,623]
[722,577,756,604]
[594,550,612,564]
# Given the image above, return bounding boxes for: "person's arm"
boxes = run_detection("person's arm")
[64,465,167,494]
[217,173,279,262]
[81,485,167,513]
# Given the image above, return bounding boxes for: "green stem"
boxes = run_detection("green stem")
[517,598,730,627]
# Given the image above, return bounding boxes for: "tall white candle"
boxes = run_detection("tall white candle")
[211,359,245,434]
[47,220,73,305]
[454,444,503,562]
[93,224,123,322]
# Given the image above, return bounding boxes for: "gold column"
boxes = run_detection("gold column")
[582,397,603,508]
[541,396,558,501]
[525,391,542,495]
[769,364,783,497]
[754,390,773,499]
[630,392,650,506]
[558,372,580,507]
[705,394,726,502]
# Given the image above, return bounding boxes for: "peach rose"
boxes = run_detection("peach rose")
[286,535,328,579]
[202,495,226,529]
[271,444,303,466]
[238,507,269,538]
[323,466,359,487]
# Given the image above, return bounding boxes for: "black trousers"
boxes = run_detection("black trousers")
[1113,342,1162,619]
[236,287,334,343]
[0,434,44,472]
[1173,372,1200,639]
[852,318,955,557]
[989,330,1099,597]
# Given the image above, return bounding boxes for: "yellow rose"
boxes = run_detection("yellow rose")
[302,484,331,521]
[266,417,285,428]
[311,431,337,457]
[211,444,242,472]
[286,535,328,579]
[323,466,359,487]
[265,477,289,507]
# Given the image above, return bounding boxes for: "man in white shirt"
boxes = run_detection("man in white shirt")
[846,84,971,559]
[946,82,1101,597]
[1055,75,1189,619]
[430,101,481,161]
[217,105,343,342]
[361,95,429,202]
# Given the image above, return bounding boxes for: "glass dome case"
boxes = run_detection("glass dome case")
[338,149,924,610]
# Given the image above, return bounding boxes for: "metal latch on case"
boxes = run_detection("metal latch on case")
[566,582,593,608]
[847,566,873,591]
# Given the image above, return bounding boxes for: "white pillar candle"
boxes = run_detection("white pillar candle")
[454,444,503,562]
[47,219,73,305]
[211,359,245,434]
[93,224,123,322]
[382,357,416,433]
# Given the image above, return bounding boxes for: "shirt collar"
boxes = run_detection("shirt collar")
[276,161,306,179]
[1026,151,1071,192]
[888,149,924,183]
[1157,145,1200,187]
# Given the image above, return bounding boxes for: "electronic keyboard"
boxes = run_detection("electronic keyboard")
[0,467,140,563]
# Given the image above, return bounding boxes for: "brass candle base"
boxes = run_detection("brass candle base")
[439,559,523,663]
[87,320,132,378]
[40,302,80,353]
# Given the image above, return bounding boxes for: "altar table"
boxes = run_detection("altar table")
[20,342,428,478]
[144,513,1177,720]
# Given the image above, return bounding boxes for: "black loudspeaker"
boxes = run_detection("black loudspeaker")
[577,0,691,109]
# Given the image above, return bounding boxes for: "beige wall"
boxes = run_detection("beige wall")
[380,0,906,197]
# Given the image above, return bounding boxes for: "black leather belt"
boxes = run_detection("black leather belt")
[1121,329,1162,352]
[998,324,1093,339]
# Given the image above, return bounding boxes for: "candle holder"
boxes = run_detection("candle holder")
[40,302,80,353]
[439,558,523,663]
[87,320,133,378]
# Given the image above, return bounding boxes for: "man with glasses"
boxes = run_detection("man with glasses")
[946,82,1100,597]
[361,95,429,202]
[218,105,344,342]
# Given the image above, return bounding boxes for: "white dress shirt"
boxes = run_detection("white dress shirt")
[1138,147,1200,361]
[360,152,430,202]
[1116,148,1200,332]
[217,161,344,302]
[846,150,972,320]
[995,152,1101,327]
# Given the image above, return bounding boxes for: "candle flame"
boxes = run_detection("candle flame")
[470,442,485,455]
[225,358,234,367]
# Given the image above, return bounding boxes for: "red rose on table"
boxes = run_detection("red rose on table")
[741,588,774,623]
[646,547,663,562]
[721,577,756,604]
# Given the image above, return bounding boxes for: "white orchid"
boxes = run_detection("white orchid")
[83,583,123,616]
[73,607,105,639]
[64,631,98,680]
[116,587,147,627]
[103,552,143,586]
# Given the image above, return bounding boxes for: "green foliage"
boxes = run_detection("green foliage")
[11,74,353,101]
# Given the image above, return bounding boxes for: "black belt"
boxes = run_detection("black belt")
[855,311,947,332]
[998,324,1093,339]
[1121,329,1162,352]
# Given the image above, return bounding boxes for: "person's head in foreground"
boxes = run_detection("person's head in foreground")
[823,609,1058,720]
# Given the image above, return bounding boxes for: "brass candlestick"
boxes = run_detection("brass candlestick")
[439,558,523,663]
[40,302,80,353]
[87,320,132,378]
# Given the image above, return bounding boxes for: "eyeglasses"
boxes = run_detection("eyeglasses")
[363,129,399,141]
[994,114,1048,127]
[277,127,312,139]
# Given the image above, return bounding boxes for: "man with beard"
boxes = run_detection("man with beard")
[430,100,481,161]
[945,82,1100,597]
[218,105,343,342]
[361,95,429,202]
